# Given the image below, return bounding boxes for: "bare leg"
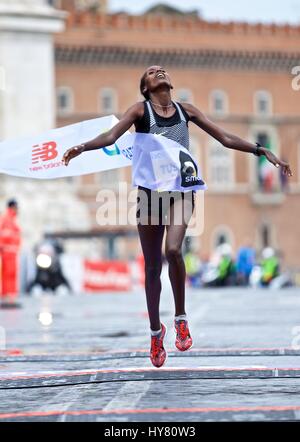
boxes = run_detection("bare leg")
[137,217,165,331]
[165,193,194,316]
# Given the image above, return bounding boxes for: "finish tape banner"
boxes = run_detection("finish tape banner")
[0,116,131,179]
[0,116,206,191]
[126,132,207,192]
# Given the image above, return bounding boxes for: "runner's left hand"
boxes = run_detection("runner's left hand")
[261,148,292,177]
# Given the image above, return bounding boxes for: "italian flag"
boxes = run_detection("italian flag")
[258,142,274,192]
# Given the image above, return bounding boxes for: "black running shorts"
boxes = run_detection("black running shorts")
[136,185,195,225]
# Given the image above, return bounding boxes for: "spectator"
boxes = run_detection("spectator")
[184,249,201,287]
[216,243,236,287]
[0,199,21,307]
[236,239,256,285]
[261,247,279,286]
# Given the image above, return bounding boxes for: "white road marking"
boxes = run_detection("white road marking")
[38,388,82,414]
[103,380,152,411]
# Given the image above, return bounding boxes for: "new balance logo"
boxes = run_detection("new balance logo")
[32,141,58,164]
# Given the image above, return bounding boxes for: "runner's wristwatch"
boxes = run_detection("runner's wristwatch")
[254,142,263,157]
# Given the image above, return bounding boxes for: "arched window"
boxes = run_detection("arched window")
[56,86,74,115]
[261,223,271,248]
[176,88,193,104]
[99,88,118,115]
[210,90,228,116]
[254,90,272,116]
[256,132,276,192]
[208,142,234,188]
[211,225,235,252]
[257,221,277,251]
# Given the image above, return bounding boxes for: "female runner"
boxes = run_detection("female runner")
[62,66,292,368]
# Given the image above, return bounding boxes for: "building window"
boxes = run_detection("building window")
[254,90,272,116]
[257,221,278,250]
[211,226,234,256]
[99,88,118,115]
[208,142,234,188]
[256,132,276,192]
[183,236,199,254]
[215,232,227,247]
[261,223,271,248]
[210,90,228,116]
[176,88,193,104]
[56,86,74,115]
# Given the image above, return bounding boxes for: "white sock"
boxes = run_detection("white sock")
[151,327,162,336]
[175,314,187,322]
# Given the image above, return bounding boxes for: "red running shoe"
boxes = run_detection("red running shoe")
[174,319,193,351]
[150,323,167,368]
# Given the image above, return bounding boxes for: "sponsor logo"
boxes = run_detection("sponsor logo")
[179,151,205,187]
[31,141,58,164]
[153,131,168,137]
[119,145,134,161]
[103,143,120,156]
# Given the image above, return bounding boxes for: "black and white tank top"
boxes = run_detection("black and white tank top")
[135,100,190,150]
[131,100,207,192]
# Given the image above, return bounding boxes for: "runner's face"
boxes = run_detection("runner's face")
[143,66,172,95]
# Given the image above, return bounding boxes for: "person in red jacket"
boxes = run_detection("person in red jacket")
[0,199,21,306]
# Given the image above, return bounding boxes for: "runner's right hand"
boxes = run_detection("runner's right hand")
[62,144,85,166]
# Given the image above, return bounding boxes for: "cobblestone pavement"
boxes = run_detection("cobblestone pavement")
[0,281,300,422]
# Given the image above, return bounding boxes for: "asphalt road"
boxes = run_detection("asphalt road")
[0,281,300,422]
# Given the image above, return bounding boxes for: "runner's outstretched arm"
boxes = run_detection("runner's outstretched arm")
[182,102,292,177]
[62,102,143,166]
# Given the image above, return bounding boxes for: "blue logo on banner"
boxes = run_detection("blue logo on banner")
[103,143,120,156]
